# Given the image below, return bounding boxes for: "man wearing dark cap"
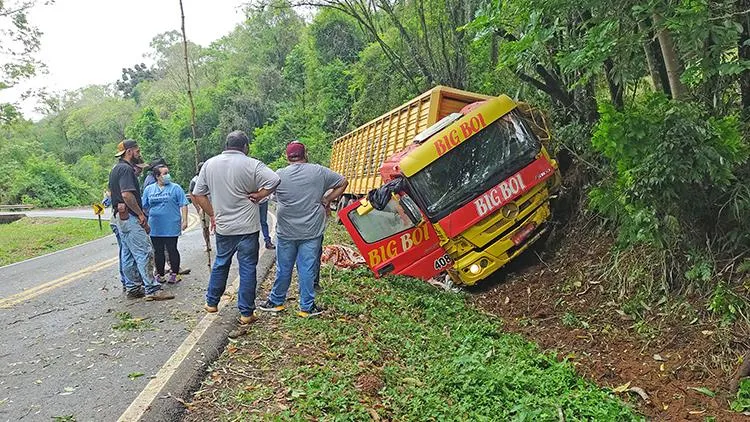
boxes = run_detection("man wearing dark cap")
[191,130,280,325]
[108,139,175,301]
[258,141,348,318]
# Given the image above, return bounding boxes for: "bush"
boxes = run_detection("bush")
[589,94,747,250]
[9,157,95,207]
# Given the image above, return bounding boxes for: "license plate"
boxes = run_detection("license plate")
[512,223,537,245]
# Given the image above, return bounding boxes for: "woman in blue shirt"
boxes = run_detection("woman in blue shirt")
[142,165,189,284]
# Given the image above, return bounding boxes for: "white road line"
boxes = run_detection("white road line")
[118,213,276,422]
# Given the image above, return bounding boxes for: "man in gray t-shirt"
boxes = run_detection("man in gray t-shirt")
[258,141,347,317]
[192,130,280,325]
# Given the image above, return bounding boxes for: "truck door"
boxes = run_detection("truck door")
[339,194,453,280]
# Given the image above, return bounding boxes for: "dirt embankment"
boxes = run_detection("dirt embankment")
[469,228,750,421]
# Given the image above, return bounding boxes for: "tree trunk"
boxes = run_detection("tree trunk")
[653,12,687,100]
[738,0,750,119]
[604,58,624,109]
[637,19,662,91]
[179,0,211,268]
[490,33,498,68]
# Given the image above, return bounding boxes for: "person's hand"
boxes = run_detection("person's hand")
[322,200,332,217]
[248,192,263,203]
[182,220,188,231]
[210,215,216,234]
[143,221,151,235]
[138,214,147,226]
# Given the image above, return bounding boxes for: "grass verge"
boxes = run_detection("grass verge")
[185,225,639,420]
[0,217,109,266]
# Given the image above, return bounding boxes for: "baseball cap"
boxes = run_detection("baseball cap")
[115,139,138,157]
[145,157,167,171]
[286,141,306,160]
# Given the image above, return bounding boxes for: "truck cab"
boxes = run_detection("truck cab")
[339,95,560,286]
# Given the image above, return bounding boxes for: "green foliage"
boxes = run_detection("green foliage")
[708,283,746,323]
[590,94,747,247]
[9,157,95,207]
[125,107,166,159]
[731,378,750,413]
[211,264,640,420]
[112,312,152,331]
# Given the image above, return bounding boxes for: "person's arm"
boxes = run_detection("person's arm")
[122,191,147,225]
[141,187,150,213]
[181,206,188,230]
[320,166,349,215]
[191,164,216,230]
[322,179,348,213]
[248,163,281,203]
[248,187,274,203]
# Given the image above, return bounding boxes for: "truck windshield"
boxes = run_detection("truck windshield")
[408,111,540,221]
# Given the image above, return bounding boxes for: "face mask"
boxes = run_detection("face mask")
[162,174,172,184]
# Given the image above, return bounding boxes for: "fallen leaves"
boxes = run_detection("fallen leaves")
[687,387,715,398]
[128,372,145,380]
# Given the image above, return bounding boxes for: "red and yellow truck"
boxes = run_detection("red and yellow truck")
[330,86,560,286]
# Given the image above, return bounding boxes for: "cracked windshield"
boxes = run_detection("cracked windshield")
[409,111,540,219]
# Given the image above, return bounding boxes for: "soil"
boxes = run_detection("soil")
[469,225,750,421]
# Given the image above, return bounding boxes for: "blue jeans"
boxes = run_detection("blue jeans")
[117,216,159,294]
[110,222,136,288]
[259,201,271,243]
[268,236,323,312]
[206,232,259,317]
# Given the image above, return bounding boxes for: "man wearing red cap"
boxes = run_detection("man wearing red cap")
[258,141,348,317]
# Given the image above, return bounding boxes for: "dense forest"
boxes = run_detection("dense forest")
[2,0,750,298]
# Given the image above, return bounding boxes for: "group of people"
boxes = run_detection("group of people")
[107,130,348,326]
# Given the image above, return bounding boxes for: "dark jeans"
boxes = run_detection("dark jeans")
[151,236,180,275]
[268,236,323,311]
[259,201,271,243]
[206,232,259,317]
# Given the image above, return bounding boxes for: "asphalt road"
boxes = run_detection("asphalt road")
[0,211,267,421]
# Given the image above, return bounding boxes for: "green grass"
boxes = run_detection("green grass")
[189,222,640,420]
[0,217,109,266]
[268,269,641,420]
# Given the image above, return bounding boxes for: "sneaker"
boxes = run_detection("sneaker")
[204,304,218,313]
[257,300,285,313]
[167,273,182,284]
[239,313,259,325]
[126,288,145,299]
[154,274,166,283]
[297,303,324,318]
[264,240,275,250]
[144,290,175,301]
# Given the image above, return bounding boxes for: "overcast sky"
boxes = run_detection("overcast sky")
[0,0,249,118]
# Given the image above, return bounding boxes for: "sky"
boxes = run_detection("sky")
[0,0,249,118]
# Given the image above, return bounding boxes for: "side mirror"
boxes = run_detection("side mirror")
[400,195,423,225]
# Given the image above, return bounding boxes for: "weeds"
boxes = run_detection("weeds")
[731,379,750,412]
[708,283,747,324]
[112,312,152,331]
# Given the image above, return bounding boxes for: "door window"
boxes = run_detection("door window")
[348,197,416,243]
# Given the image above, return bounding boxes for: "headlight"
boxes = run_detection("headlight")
[469,263,481,274]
